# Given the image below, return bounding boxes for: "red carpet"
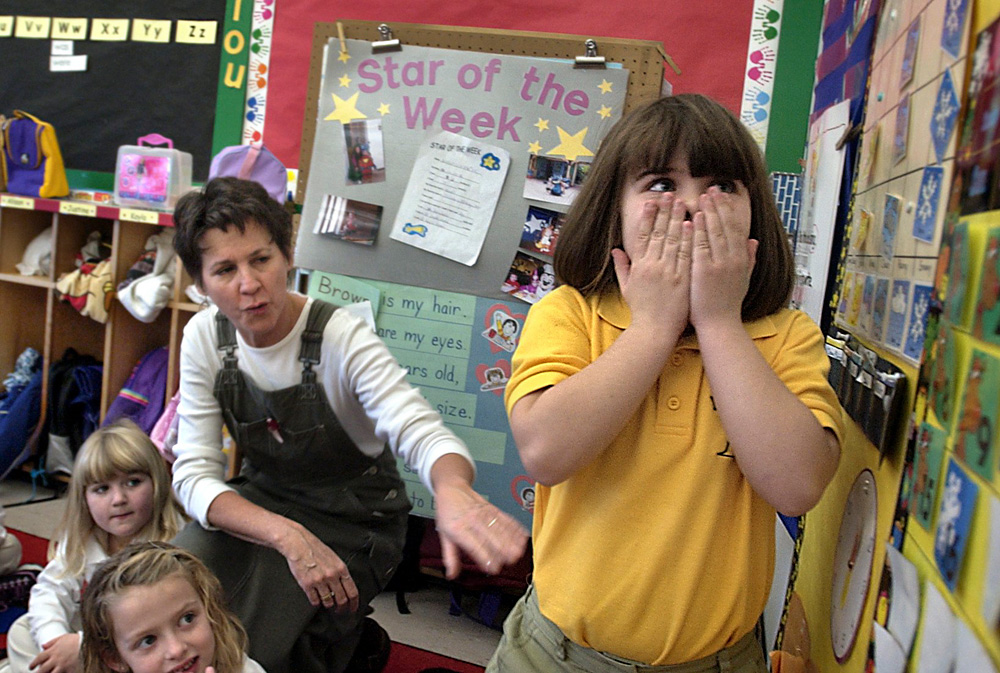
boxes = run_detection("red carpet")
[5,529,485,673]
[386,642,486,672]
[9,528,49,565]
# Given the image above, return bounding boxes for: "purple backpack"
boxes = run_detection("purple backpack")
[103,347,169,434]
[209,141,287,203]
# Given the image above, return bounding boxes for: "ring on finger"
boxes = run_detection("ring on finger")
[320,592,333,600]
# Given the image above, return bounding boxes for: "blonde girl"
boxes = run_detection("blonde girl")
[80,542,263,673]
[5,420,185,673]
[490,94,844,672]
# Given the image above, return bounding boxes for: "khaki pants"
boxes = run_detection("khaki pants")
[486,586,767,673]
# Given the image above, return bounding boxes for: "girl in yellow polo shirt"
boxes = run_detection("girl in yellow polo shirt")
[491,94,844,673]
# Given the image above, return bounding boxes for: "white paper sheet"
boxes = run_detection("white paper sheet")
[390,131,510,266]
[916,580,956,673]
[873,622,908,673]
[885,544,920,656]
[982,497,1000,628]
[954,619,997,673]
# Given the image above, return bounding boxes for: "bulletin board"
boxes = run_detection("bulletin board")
[293,21,664,524]
[0,0,249,185]
[294,20,665,300]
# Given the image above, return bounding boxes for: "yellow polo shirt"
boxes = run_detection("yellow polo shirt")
[505,286,844,665]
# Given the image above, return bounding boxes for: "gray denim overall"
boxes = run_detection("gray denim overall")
[175,300,411,673]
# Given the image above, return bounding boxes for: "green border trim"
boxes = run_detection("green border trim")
[213,0,252,155]
[765,2,824,173]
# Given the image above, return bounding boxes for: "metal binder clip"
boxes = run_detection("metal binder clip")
[372,23,401,53]
[574,39,606,68]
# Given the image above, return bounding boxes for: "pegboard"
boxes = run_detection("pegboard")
[297,19,667,201]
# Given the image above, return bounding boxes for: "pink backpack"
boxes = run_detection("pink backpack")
[209,141,287,203]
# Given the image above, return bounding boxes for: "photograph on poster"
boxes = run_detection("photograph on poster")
[313,194,384,246]
[501,252,556,304]
[523,154,590,206]
[344,120,386,185]
[520,205,564,256]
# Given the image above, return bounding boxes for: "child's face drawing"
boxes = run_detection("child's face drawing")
[85,471,155,552]
[106,573,216,673]
[501,320,517,338]
[620,152,747,261]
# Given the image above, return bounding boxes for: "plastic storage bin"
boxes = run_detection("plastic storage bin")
[114,134,192,209]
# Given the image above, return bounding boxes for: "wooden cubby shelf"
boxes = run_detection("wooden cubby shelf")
[0,192,199,465]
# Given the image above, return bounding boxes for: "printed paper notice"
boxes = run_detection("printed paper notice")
[390,131,510,266]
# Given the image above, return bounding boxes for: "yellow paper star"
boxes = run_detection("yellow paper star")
[483,155,498,169]
[528,140,542,154]
[338,74,352,88]
[378,102,391,116]
[597,105,612,119]
[324,92,367,124]
[337,50,351,63]
[547,127,594,161]
[534,118,550,132]
[598,79,613,94]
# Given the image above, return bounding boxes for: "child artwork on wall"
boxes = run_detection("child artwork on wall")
[927,320,956,429]
[940,0,970,59]
[956,17,1000,215]
[886,279,910,350]
[945,221,971,327]
[899,18,920,89]
[882,194,901,260]
[904,283,933,362]
[974,226,1000,343]
[861,274,876,335]
[931,69,960,165]
[955,348,1000,480]
[893,93,910,165]
[481,307,523,354]
[934,458,978,591]
[839,271,855,321]
[912,422,946,530]
[872,277,889,343]
[850,273,867,328]
[913,166,943,244]
[520,205,564,257]
[477,362,511,394]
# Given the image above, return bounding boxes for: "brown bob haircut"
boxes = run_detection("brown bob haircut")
[173,177,292,288]
[554,93,793,323]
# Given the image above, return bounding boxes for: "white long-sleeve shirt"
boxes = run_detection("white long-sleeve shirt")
[27,536,106,646]
[172,295,475,526]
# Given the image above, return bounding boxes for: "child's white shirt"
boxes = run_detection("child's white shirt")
[244,655,267,672]
[27,535,106,647]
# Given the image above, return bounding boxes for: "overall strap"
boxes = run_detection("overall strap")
[299,300,337,387]
[214,311,239,366]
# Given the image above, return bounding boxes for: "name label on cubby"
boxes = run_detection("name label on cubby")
[120,209,160,224]
[0,195,34,209]
[59,201,97,217]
